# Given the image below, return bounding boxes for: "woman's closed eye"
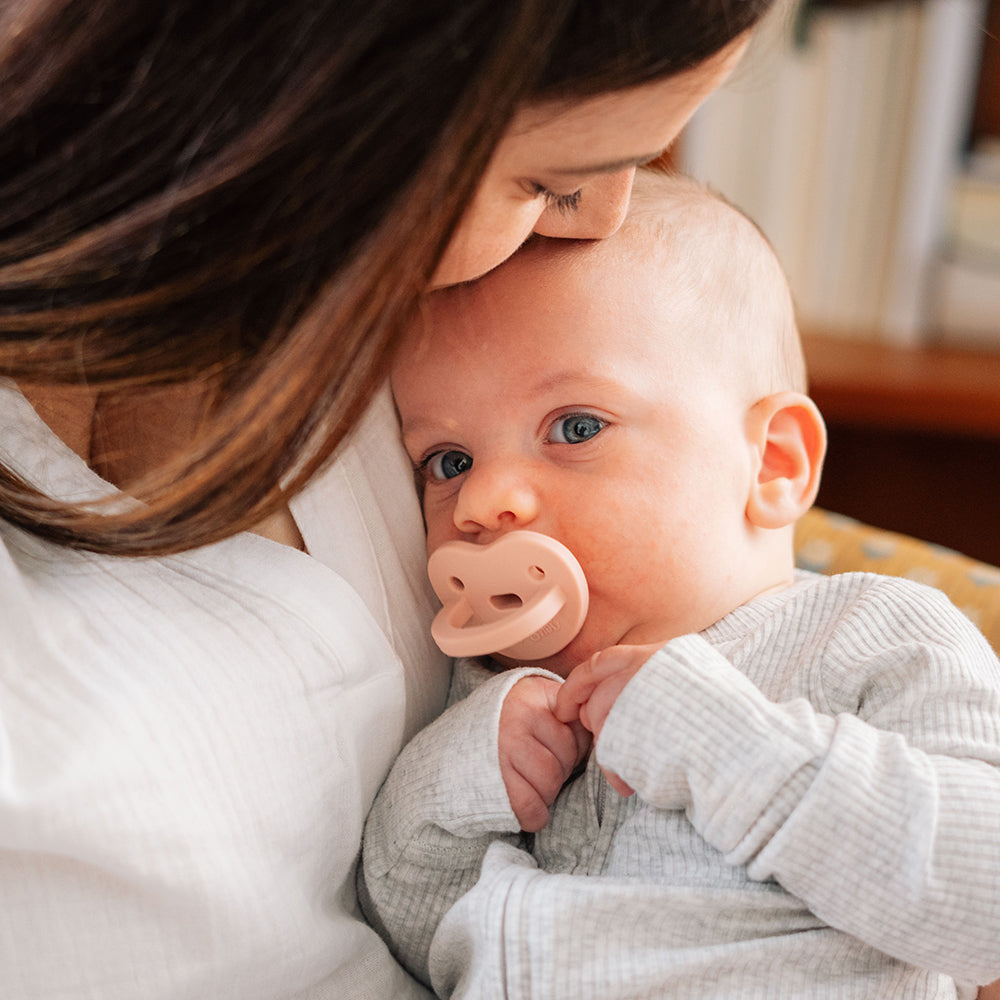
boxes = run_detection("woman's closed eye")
[422,449,473,482]
[548,413,607,445]
[530,182,582,214]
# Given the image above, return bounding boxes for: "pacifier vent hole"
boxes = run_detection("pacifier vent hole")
[527,565,545,581]
[490,593,523,610]
[449,576,465,592]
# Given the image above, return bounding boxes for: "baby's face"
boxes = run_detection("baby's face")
[393,240,761,676]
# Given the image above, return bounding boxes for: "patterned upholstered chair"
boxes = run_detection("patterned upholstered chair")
[795,508,1000,655]
[797,509,1000,1000]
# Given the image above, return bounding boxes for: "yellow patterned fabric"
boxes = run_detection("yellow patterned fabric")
[795,508,1000,655]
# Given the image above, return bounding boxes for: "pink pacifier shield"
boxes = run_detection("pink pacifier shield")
[428,531,589,660]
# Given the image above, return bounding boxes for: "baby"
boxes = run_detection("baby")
[361,172,1000,999]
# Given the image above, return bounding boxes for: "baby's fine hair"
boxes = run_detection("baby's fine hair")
[624,171,807,401]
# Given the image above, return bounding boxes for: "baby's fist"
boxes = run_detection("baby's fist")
[499,676,591,832]
[555,643,663,796]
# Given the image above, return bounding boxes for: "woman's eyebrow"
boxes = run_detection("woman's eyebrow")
[548,151,664,176]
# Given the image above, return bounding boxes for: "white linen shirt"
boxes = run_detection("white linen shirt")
[0,381,450,999]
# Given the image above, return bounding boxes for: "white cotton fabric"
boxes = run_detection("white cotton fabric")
[361,571,1000,999]
[0,381,450,999]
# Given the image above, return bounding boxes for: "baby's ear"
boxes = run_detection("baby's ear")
[745,392,827,529]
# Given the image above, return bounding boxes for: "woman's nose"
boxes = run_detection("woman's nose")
[453,464,540,536]
[532,167,635,241]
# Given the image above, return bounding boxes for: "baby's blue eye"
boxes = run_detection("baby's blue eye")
[550,414,606,444]
[426,450,473,481]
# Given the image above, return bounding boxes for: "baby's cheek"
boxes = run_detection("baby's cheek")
[423,506,458,551]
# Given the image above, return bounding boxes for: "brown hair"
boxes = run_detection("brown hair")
[0,0,773,555]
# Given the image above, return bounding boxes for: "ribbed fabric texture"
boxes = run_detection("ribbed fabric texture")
[361,571,1000,999]
[0,382,449,1000]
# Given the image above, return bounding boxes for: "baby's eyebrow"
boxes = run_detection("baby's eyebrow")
[531,371,622,396]
[399,415,444,440]
[398,417,458,460]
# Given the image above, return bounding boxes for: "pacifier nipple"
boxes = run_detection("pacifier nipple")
[427,531,589,660]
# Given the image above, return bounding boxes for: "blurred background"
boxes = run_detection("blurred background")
[678,0,1000,565]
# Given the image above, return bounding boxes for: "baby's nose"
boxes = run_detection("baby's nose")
[453,464,539,535]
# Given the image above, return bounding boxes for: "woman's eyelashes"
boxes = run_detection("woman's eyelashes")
[530,182,582,214]
[548,413,607,444]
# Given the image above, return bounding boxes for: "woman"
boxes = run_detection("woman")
[0,2,765,996]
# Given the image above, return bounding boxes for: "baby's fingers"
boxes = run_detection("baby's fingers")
[498,677,591,830]
[530,692,590,776]
[501,736,575,831]
[603,769,635,798]
[555,643,662,735]
[553,651,603,724]
[567,717,592,770]
[502,766,552,833]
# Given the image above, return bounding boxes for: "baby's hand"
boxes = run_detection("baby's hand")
[499,676,591,832]
[555,643,662,797]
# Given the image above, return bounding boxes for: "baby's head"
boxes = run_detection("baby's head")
[393,171,825,676]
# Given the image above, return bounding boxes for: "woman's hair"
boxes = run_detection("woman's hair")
[0,0,773,554]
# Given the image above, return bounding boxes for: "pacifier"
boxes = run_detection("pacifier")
[427,531,589,660]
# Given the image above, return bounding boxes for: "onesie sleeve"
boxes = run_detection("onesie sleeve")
[359,659,558,986]
[596,581,1000,984]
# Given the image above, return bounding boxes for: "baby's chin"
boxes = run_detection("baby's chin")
[489,628,632,679]
[489,647,579,678]
[489,617,691,678]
